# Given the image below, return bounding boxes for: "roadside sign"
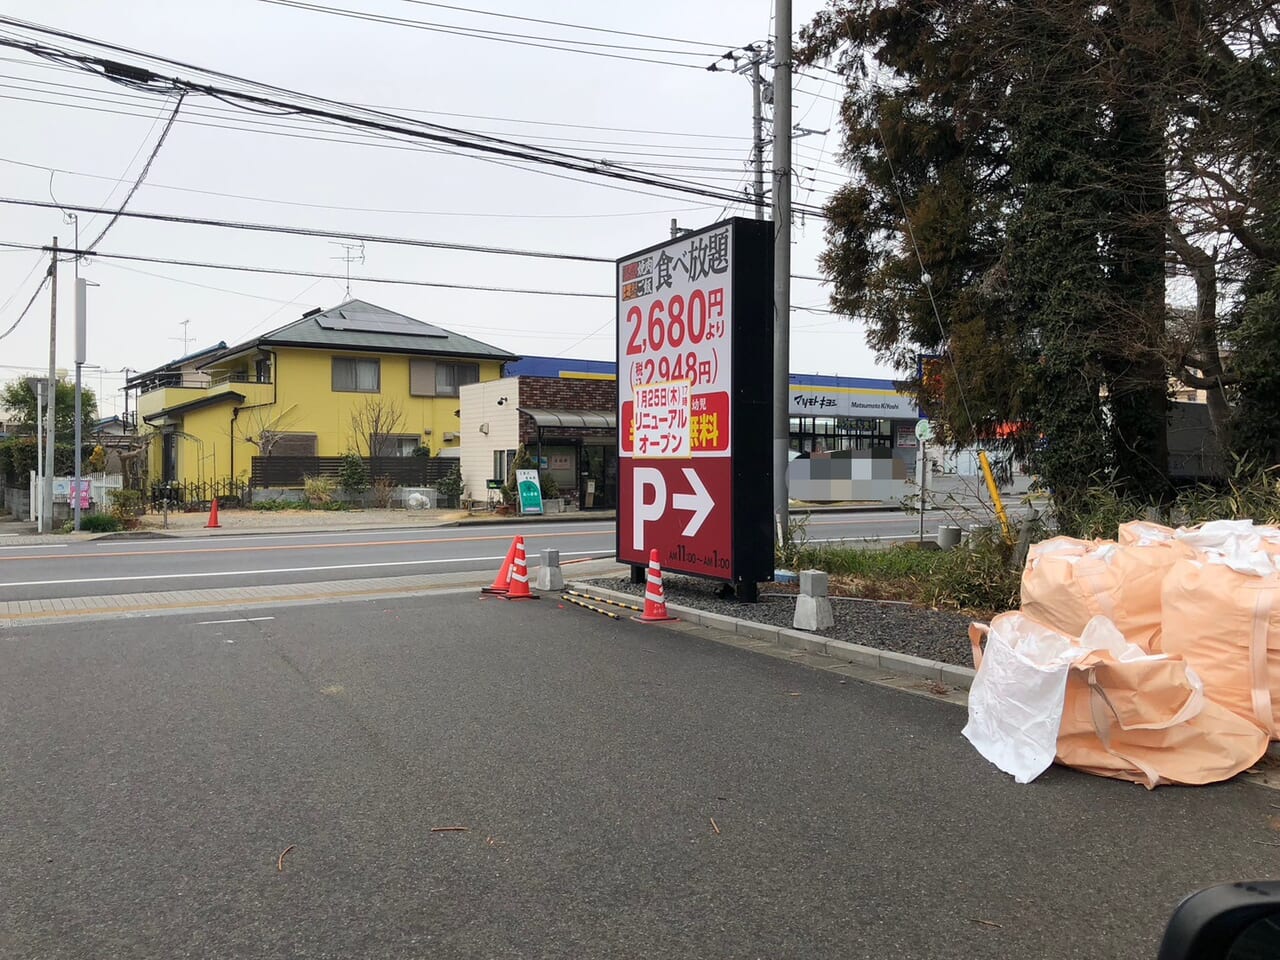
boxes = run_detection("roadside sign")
[915,419,935,443]
[516,469,543,515]
[616,217,773,589]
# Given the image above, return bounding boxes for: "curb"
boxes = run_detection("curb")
[452,512,616,526]
[568,580,976,691]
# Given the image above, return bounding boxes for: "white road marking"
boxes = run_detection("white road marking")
[0,543,65,551]
[196,617,276,625]
[0,549,606,589]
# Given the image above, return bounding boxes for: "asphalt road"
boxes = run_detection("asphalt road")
[0,509,988,601]
[2,591,1274,959]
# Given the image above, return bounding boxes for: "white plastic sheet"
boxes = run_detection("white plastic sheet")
[962,615,1141,783]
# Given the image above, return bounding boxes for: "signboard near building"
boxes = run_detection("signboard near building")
[616,218,773,598]
[515,469,543,515]
[788,383,917,419]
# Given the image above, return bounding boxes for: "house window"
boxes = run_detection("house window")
[373,434,421,457]
[332,357,380,393]
[435,362,479,397]
[270,433,318,456]
[409,359,436,397]
[493,448,517,482]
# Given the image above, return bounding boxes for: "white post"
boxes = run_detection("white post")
[74,277,87,531]
[43,236,57,534]
[34,377,45,530]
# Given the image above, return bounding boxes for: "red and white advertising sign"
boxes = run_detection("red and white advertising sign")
[618,221,754,581]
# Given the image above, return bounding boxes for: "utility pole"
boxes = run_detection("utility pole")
[772,1,793,536]
[708,42,772,218]
[43,237,57,534]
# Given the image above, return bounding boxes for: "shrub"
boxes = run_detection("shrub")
[370,476,396,508]
[303,475,335,506]
[435,464,463,506]
[79,513,122,533]
[337,452,369,496]
[107,488,145,525]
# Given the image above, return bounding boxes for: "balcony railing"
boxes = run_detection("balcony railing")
[138,373,271,394]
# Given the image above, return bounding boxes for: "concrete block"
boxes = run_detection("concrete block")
[794,594,834,631]
[799,569,828,596]
[534,549,564,591]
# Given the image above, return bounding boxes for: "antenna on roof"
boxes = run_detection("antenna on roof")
[170,319,194,355]
[329,241,365,298]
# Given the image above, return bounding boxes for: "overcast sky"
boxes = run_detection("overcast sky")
[0,0,889,417]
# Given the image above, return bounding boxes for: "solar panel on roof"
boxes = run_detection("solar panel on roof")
[315,307,447,338]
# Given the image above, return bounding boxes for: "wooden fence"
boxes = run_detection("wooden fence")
[250,456,457,487]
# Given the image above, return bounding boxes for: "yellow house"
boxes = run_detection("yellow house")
[129,299,514,491]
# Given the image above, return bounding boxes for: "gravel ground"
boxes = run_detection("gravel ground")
[581,573,978,667]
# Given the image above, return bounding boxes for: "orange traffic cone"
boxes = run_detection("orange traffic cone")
[481,537,519,595]
[633,548,676,622]
[502,536,539,600]
[205,497,221,529]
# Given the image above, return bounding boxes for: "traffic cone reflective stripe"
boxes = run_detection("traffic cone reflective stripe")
[502,536,539,600]
[633,548,676,622]
[481,537,519,594]
[204,498,221,529]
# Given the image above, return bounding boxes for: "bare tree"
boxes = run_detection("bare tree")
[349,397,406,457]
[239,404,300,457]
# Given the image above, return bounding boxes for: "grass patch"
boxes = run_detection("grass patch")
[793,528,1020,616]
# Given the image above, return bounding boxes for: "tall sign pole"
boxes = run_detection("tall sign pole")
[772,0,793,537]
[43,237,57,534]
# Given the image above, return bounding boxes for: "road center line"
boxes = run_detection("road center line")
[0,549,605,589]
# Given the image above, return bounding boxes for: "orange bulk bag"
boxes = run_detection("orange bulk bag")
[1161,557,1280,739]
[1021,536,1193,652]
[1056,647,1269,788]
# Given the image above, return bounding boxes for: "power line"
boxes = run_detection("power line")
[0,196,615,263]
[255,0,715,68]
[0,268,50,342]
[0,74,760,172]
[0,51,752,141]
[0,153,716,222]
[83,91,184,252]
[0,241,614,298]
[0,19,829,217]
[393,0,736,49]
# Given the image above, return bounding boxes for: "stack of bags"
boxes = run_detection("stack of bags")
[964,520,1280,787]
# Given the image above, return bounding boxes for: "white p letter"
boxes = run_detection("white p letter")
[633,467,666,551]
